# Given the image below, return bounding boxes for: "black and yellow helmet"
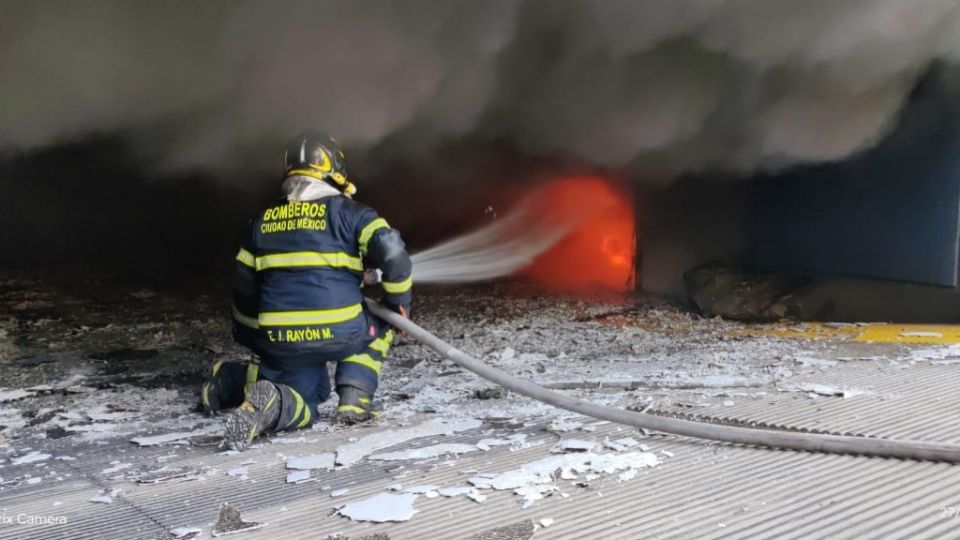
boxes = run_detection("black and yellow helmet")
[284,131,356,196]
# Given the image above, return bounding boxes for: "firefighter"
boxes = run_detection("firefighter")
[201,131,412,451]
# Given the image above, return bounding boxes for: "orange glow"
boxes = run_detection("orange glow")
[519,176,636,292]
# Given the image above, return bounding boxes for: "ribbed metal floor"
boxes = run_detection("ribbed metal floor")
[2,362,960,539]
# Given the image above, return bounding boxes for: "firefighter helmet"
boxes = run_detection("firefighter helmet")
[284,131,356,196]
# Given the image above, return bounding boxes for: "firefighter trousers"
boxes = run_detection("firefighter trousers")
[208,323,394,431]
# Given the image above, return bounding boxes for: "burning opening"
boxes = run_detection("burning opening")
[519,176,636,293]
[409,175,636,291]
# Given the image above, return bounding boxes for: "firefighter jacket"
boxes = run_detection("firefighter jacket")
[231,195,412,356]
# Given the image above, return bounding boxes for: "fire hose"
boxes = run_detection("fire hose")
[367,299,960,463]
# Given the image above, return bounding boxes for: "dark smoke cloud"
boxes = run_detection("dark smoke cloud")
[3,0,960,180]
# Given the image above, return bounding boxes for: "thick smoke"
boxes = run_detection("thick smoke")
[3,0,960,179]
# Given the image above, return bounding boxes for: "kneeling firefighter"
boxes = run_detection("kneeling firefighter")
[202,131,413,451]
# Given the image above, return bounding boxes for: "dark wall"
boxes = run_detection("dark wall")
[750,70,960,286]
[640,177,750,294]
[0,136,269,284]
[0,135,570,285]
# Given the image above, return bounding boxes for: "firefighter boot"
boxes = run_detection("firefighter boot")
[200,378,222,416]
[332,385,383,425]
[201,361,251,416]
[224,380,281,451]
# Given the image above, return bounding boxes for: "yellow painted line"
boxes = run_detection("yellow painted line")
[729,323,859,341]
[854,324,960,344]
[731,323,960,344]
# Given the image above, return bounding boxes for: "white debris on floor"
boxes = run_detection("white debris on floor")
[785,383,873,399]
[437,486,475,497]
[547,418,584,432]
[89,488,122,504]
[334,417,482,466]
[0,389,34,403]
[130,427,217,447]
[604,437,641,452]
[402,485,439,495]
[368,443,480,461]
[285,453,335,470]
[41,384,222,444]
[101,462,132,475]
[337,493,418,523]
[468,451,661,507]
[169,527,202,539]
[476,433,528,451]
[910,344,960,360]
[11,451,51,465]
[467,491,488,504]
[551,439,596,453]
[795,357,839,368]
[226,467,249,478]
[285,470,311,484]
[0,409,25,432]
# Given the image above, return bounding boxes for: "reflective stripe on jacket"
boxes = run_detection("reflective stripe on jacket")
[231,195,411,355]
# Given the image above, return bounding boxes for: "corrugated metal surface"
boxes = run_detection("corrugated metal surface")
[671,362,960,443]
[2,362,960,539]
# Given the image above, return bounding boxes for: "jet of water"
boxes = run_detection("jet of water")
[411,202,576,283]
[410,178,626,284]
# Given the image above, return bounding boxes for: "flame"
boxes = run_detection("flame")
[601,235,633,270]
[518,176,636,292]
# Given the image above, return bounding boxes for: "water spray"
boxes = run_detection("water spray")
[410,177,637,290]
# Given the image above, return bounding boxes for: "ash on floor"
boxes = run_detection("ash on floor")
[1,276,956,539]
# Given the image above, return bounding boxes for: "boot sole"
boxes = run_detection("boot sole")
[332,403,383,425]
[224,381,279,451]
